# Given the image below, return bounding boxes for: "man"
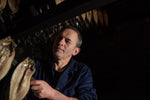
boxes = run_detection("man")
[29,26,97,100]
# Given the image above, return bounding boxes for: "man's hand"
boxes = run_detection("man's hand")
[30,80,54,99]
[30,80,78,100]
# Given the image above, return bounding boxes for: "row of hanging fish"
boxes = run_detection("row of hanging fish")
[23,0,65,17]
[0,0,20,13]
[0,0,20,23]
[0,36,36,100]
[0,0,65,23]
[15,8,109,48]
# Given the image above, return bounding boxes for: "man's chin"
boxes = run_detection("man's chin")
[54,52,63,58]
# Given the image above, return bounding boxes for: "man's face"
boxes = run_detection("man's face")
[52,28,80,60]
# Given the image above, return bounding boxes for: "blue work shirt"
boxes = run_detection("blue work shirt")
[27,58,97,100]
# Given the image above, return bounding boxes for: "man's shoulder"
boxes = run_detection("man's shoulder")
[71,58,91,71]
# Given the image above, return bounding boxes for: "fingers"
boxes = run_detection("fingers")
[31,85,40,91]
[32,89,42,98]
[30,80,47,85]
[33,92,40,97]
[30,80,40,85]
[30,81,41,98]
[30,80,52,99]
[30,80,40,92]
[32,89,41,95]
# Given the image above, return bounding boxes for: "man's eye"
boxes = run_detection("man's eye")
[66,39,71,43]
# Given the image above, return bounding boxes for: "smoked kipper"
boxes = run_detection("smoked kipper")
[0,36,16,81]
[9,57,35,100]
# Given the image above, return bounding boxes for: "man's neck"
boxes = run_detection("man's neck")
[54,58,71,72]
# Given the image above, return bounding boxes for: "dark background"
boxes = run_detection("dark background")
[75,1,148,99]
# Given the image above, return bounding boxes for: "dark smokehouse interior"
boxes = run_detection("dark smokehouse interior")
[0,0,149,99]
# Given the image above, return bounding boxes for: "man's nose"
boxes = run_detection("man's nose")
[58,38,64,46]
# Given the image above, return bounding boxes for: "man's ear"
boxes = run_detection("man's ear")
[73,48,80,56]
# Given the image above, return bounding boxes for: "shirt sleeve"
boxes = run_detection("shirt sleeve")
[77,66,97,100]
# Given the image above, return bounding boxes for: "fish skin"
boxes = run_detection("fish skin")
[9,57,35,100]
[0,36,16,81]
[8,0,20,13]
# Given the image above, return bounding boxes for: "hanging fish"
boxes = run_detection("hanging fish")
[9,57,35,100]
[0,0,7,22]
[81,12,86,22]
[55,0,64,5]
[103,10,109,27]
[86,10,92,24]
[84,12,90,28]
[0,0,7,11]
[78,15,87,32]
[97,9,104,26]
[8,0,20,13]
[0,36,16,81]
[75,16,82,30]
[92,9,99,25]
